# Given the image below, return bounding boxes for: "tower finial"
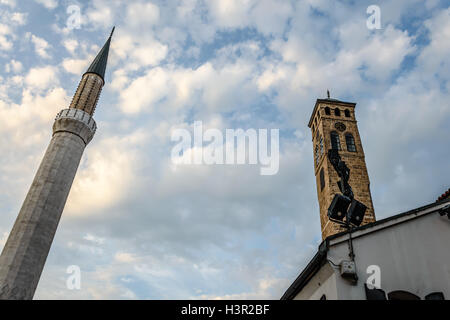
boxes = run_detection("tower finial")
[110,26,115,38]
[327,89,330,99]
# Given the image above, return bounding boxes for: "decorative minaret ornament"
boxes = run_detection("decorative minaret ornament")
[0,28,114,300]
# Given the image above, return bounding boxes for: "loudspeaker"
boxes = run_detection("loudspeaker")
[347,200,367,226]
[328,194,352,222]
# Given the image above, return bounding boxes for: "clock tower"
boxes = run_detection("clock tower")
[308,95,376,239]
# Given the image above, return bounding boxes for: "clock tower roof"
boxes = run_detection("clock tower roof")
[308,97,356,128]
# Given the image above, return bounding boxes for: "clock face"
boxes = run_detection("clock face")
[335,122,346,132]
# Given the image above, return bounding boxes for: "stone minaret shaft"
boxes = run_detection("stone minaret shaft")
[0,29,114,300]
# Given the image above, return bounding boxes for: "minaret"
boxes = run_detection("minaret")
[0,28,114,300]
[308,94,376,239]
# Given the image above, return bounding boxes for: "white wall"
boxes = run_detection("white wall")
[297,209,450,300]
[331,212,450,299]
[294,263,338,300]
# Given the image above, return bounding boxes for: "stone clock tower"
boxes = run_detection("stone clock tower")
[308,94,376,239]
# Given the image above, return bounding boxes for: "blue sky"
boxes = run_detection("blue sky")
[0,0,449,299]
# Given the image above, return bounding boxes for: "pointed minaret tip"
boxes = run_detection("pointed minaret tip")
[110,26,115,39]
[84,28,114,83]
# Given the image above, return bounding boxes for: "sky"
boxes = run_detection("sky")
[0,0,449,299]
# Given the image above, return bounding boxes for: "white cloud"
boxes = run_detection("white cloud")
[208,0,255,29]
[207,0,291,35]
[126,2,160,27]
[197,277,290,300]
[25,66,58,90]
[63,39,78,55]
[0,0,16,8]
[34,0,58,9]
[5,59,22,73]
[83,233,106,245]
[418,8,450,80]
[0,87,66,134]
[112,31,168,70]
[118,56,259,115]
[86,0,115,28]
[64,132,146,217]
[10,11,26,24]
[114,252,137,263]
[335,25,415,81]
[0,24,13,51]
[62,58,90,74]
[27,33,52,59]
[119,67,171,114]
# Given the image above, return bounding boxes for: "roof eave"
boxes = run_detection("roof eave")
[307,99,357,128]
[280,240,329,300]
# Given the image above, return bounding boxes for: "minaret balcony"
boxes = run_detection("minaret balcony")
[53,108,97,145]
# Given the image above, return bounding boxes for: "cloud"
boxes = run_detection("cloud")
[418,8,450,80]
[0,0,16,8]
[1,0,450,301]
[64,131,146,218]
[114,252,137,263]
[5,59,22,73]
[34,0,58,10]
[25,66,58,90]
[62,58,90,74]
[207,0,292,35]
[111,31,168,71]
[27,33,52,58]
[63,39,78,55]
[83,234,106,245]
[335,25,416,81]
[85,0,115,28]
[117,43,261,115]
[126,2,160,27]
[0,24,13,50]
[197,277,291,300]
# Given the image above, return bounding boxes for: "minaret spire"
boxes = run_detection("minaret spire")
[0,30,114,300]
[85,27,115,83]
[70,28,114,116]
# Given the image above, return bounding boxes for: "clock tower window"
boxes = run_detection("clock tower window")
[330,131,341,150]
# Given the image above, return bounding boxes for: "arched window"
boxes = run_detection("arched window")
[315,145,320,165]
[334,108,341,117]
[365,284,387,300]
[319,137,324,156]
[320,168,325,191]
[425,292,445,300]
[330,132,341,150]
[325,107,331,115]
[345,109,351,117]
[346,133,356,152]
[388,291,420,300]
